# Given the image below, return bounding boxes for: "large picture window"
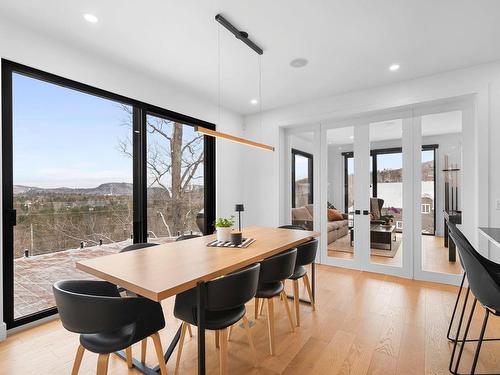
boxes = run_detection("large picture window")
[1,60,216,328]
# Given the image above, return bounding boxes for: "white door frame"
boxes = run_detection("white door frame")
[281,94,482,286]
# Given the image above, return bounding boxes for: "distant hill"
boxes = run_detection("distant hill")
[376,160,434,182]
[14,182,134,196]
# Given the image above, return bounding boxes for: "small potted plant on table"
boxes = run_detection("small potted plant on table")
[215,216,235,242]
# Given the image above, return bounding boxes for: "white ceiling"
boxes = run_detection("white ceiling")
[2,1,500,114]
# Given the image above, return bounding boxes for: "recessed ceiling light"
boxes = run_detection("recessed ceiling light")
[83,13,98,23]
[389,64,400,71]
[250,99,258,105]
[290,58,308,68]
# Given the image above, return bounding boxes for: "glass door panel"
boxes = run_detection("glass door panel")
[326,126,356,260]
[146,114,205,242]
[369,119,404,268]
[420,110,463,275]
[11,73,133,321]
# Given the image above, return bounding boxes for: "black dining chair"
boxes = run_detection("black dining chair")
[120,242,159,253]
[173,263,260,375]
[448,225,500,375]
[278,224,306,230]
[53,280,168,375]
[288,238,318,326]
[176,234,202,241]
[254,248,297,355]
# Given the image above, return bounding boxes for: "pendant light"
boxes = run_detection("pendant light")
[195,14,274,152]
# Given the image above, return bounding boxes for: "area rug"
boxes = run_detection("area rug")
[328,233,402,258]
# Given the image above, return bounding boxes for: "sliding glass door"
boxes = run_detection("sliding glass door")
[2,60,215,328]
[146,113,206,241]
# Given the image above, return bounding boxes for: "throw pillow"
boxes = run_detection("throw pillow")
[328,209,344,221]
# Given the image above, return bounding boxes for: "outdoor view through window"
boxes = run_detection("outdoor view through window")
[11,73,204,320]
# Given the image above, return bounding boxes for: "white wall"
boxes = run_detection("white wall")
[0,17,244,336]
[243,60,498,263]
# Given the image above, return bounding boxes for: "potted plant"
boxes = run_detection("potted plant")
[381,207,400,227]
[215,216,235,242]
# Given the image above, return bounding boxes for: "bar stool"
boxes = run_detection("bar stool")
[174,263,260,375]
[255,248,297,355]
[448,225,500,375]
[53,280,168,375]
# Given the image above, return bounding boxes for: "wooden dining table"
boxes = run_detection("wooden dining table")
[76,225,319,375]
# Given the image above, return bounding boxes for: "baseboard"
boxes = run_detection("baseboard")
[0,321,7,341]
[7,313,59,336]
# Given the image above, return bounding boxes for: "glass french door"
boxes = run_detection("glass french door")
[320,114,412,278]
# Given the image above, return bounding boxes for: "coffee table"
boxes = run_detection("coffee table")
[350,224,396,250]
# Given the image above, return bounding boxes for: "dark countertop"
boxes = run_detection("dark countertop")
[479,227,500,247]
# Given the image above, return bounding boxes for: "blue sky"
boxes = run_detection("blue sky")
[13,73,133,188]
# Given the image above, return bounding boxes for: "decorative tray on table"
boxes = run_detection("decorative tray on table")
[206,238,256,248]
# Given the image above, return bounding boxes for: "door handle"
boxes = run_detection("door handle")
[363,210,369,215]
[354,210,360,215]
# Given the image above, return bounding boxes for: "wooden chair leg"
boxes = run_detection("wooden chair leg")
[254,298,259,319]
[242,316,258,367]
[71,344,85,375]
[219,328,228,375]
[227,325,233,341]
[175,322,188,375]
[293,279,300,327]
[281,290,295,332]
[96,353,110,375]
[266,297,275,355]
[259,298,265,316]
[215,330,220,349]
[187,324,193,338]
[125,346,133,368]
[141,338,147,363]
[303,274,316,311]
[151,332,168,375]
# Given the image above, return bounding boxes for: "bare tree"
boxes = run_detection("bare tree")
[118,105,204,235]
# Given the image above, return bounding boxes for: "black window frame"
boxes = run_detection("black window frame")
[291,148,313,208]
[342,144,438,235]
[1,59,216,329]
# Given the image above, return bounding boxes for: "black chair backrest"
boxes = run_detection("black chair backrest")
[176,263,261,313]
[206,263,260,311]
[258,248,297,284]
[278,225,306,230]
[53,280,161,334]
[295,239,318,267]
[120,242,158,253]
[449,225,500,312]
[176,234,202,241]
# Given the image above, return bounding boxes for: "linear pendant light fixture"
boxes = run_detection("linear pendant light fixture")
[195,14,274,152]
[195,126,274,151]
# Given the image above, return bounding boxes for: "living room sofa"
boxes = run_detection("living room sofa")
[291,204,349,244]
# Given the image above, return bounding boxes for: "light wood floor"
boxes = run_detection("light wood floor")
[2,264,498,375]
[328,235,463,274]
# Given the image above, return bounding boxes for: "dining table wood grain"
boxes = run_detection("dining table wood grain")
[76,226,320,302]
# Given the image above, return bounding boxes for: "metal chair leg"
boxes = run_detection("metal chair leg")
[470,309,489,375]
[448,272,467,341]
[453,298,477,375]
[449,287,471,373]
